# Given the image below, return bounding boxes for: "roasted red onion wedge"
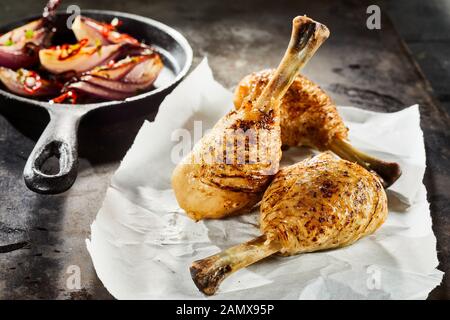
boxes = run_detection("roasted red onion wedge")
[0,0,60,69]
[122,54,163,84]
[0,20,45,46]
[39,41,127,74]
[64,82,131,101]
[57,53,163,101]
[88,54,153,80]
[80,73,158,93]
[0,67,60,97]
[0,41,40,70]
[0,20,49,69]
[1,2,165,103]
[72,15,140,46]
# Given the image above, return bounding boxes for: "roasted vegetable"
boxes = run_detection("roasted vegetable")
[53,52,163,101]
[0,0,61,69]
[0,67,60,97]
[72,15,140,46]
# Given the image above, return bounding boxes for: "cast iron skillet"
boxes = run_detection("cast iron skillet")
[0,10,192,194]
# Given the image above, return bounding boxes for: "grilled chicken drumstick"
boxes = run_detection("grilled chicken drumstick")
[190,152,388,295]
[234,70,401,187]
[172,16,330,220]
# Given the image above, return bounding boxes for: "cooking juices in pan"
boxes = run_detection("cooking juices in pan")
[0,0,164,104]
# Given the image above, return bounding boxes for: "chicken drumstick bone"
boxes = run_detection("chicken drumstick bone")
[234,70,401,187]
[172,16,330,220]
[190,153,388,295]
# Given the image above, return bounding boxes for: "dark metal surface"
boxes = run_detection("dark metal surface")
[0,10,192,194]
[0,0,449,299]
[23,107,83,194]
[384,0,450,116]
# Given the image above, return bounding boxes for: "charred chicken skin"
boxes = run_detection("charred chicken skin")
[234,70,401,187]
[190,152,388,295]
[172,16,330,220]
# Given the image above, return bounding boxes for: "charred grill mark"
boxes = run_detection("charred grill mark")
[205,174,271,193]
[230,110,275,131]
[190,260,232,296]
[237,67,348,150]
[319,179,338,198]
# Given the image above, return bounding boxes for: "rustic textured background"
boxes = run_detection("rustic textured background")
[0,0,449,299]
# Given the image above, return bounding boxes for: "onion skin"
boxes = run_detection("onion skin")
[89,52,160,81]
[39,42,126,75]
[88,54,149,80]
[122,53,163,84]
[80,74,155,94]
[72,15,140,46]
[64,53,163,101]
[0,0,61,69]
[0,43,39,70]
[0,19,44,45]
[0,67,60,97]
[42,0,61,25]
[0,20,49,69]
[66,81,131,100]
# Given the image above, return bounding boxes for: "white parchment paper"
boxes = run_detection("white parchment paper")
[86,59,443,299]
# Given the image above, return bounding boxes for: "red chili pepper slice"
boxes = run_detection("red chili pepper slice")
[50,90,78,104]
[57,38,89,61]
[22,70,42,94]
[99,19,139,45]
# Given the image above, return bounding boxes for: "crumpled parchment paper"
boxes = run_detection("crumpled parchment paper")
[86,59,443,300]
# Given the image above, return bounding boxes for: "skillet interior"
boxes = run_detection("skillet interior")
[0,10,193,111]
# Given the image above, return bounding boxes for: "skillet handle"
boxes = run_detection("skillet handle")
[23,108,83,194]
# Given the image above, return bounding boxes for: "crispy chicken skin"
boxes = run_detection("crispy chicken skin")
[261,152,387,255]
[172,16,330,220]
[171,102,282,221]
[234,69,401,188]
[234,69,348,149]
[190,153,388,295]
